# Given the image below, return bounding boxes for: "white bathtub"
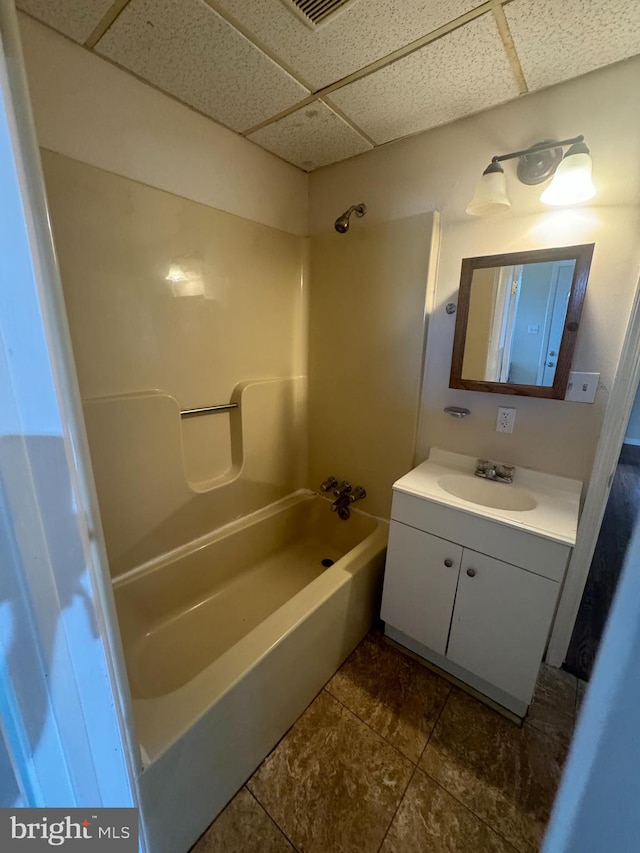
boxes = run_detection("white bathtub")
[113,490,388,853]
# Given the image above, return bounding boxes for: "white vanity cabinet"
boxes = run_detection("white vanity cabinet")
[381,522,462,656]
[447,548,560,705]
[381,477,576,717]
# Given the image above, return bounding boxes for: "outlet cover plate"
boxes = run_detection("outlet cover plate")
[496,406,516,433]
[565,371,599,403]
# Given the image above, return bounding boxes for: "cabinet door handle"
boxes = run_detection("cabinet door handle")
[466,568,476,577]
[444,558,453,568]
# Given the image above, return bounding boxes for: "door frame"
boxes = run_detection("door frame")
[0,0,144,831]
[546,275,640,667]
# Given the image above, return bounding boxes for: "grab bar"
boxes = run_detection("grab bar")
[180,403,238,418]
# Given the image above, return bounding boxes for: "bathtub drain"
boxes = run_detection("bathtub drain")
[321,558,335,568]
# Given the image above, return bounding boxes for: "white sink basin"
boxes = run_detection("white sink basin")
[437,474,537,512]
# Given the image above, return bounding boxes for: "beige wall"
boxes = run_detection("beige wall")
[310,57,640,488]
[308,214,436,518]
[462,267,496,382]
[18,13,308,237]
[42,151,306,575]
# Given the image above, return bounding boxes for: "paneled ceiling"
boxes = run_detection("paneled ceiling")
[17,0,640,171]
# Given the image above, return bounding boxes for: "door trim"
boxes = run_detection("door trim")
[546,275,640,667]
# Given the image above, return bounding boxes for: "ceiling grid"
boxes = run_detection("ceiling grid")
[16,0,640,171]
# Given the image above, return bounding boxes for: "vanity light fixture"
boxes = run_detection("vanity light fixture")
[466,135,595,216]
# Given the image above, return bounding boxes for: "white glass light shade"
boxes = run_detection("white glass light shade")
[540,151,595,206]
[466,168,511,216]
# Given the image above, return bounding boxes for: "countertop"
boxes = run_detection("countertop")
[393,449,582,546]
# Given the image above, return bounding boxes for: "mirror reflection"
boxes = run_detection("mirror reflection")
[449,244,594,399]
[462,259,576,387]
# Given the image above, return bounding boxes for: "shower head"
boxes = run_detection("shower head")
[334,203,367,233]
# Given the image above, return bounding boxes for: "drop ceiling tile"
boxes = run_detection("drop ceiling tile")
[16,0,114,42]
[95,0,309,132]
[213,0,486,90]
[505,0,640,91]
[248,101,372,170]
[329,14,520,145]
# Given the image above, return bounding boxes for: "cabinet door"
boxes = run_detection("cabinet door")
[447,549,559,703]
[381,521,462,655]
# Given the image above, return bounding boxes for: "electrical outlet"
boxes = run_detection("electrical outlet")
[496,406,516,434]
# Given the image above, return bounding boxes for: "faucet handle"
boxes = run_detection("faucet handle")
[333,480,352,496]
[320,476,338,492]
[351,486,366,501]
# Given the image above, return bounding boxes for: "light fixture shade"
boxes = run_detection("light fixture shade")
[540,143,595,206]
[466,163,512,216]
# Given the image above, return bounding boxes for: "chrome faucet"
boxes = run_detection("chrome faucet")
[319,476,338,493]
[331,481,352,510]
[330,483,367,519]
[474,459,515,484]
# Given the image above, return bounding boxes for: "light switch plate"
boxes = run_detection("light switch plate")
[565,371,600,403]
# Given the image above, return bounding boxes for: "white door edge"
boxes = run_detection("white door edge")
[546,276,640,667]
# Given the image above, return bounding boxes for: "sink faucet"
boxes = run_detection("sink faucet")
[475,459,515,484]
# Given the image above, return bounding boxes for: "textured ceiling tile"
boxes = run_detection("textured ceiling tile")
[95,0,309,132]
[505,0,640,91]
[16,0,115,42]
[329,14,520,145]
[248,101,372,170]
[214,0,486,90]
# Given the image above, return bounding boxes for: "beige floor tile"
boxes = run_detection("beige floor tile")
[526,664,577,748]
[248,689,413,853]
[190,787,293,853]
[381,768,516,853]
[326,631,451,762]
[420,690,567,853]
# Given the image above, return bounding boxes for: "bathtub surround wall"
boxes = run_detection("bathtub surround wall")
[42,151,306,576]
[308,214,437,518]
[310,56,640,488]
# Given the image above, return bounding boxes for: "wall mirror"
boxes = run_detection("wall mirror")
[449,244,594,399]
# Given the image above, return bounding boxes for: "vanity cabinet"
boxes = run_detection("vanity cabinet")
[447,549,559,704]
[381,497,570,715]
[381,523,462,656]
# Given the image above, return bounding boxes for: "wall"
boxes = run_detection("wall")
[17,13,308,237]
[462,267,496,381]
[42,151,306,576]
[17,15,312,576]
[310,57,640,488]
[308,214,436,518]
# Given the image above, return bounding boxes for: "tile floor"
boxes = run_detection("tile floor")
[191,629,583,853]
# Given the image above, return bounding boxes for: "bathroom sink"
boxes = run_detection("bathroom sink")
[437,474,537,512]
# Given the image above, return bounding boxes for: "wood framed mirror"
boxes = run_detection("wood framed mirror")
[449,243,594,399]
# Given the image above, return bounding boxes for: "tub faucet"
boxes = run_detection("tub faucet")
[332,480,352,498]
[319,476,338,492]
[331,484,366,512]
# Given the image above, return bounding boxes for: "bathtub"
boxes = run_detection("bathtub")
[113,490,388,853]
